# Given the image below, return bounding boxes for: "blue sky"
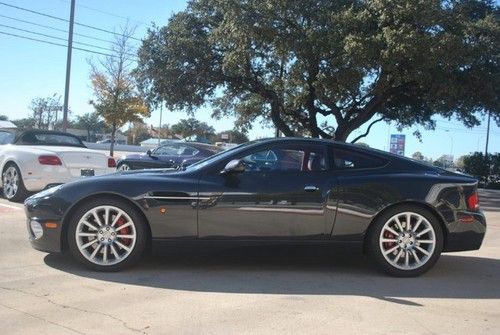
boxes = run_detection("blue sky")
[0,0,498,159]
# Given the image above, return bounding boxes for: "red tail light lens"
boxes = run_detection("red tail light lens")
[467,192,479,210]
[38,155,62,166]
[108,158,116,168]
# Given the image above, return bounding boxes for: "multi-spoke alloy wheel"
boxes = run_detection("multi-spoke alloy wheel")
[118,163,130,171]
[379,212,436,270]
[2,164,28,202]
[75,206,137,266]
[368,206,443,277]
[68,199,147,271]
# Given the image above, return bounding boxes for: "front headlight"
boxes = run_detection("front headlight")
[31,184,63,199]
[30,220,43,239]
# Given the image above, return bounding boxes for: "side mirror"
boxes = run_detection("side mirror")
[221,159,245,175]
[146,149,152,156]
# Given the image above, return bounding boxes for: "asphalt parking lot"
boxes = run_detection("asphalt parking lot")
[0,191,499,334]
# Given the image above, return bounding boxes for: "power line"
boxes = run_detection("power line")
[54,0,146,25]
[0,1,142,41]
[0,13,115,44]
[0,30,138,61]
[0,23,138,56]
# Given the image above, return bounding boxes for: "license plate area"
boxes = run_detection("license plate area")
[81,169,95,177]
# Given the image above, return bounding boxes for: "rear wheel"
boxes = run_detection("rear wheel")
[67,198,148,271]
[2,163,29,202]
[117,163,131,171]
[367,205,443,277]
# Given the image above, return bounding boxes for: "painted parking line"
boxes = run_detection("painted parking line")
[0,203,23,211]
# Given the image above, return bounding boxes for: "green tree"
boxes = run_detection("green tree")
[0,115,8,121]
[75,112,107,141]
[90,26,150,156]
[490,153,500,177]
[126,121,153,145]
[433,155,454,168]
[171,118,215,141]
[136,0,499,142]
[12,117,36,129]
[29,94,63,130]
[463,152,489,182]
[412,152,425,161]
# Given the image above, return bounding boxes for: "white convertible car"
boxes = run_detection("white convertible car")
[0,129,116,201]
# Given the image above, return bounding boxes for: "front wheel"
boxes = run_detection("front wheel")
[67,199,148,271]
[367,206,443,277]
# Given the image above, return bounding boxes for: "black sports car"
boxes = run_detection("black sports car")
[24,138,486,276]
[116,142,223,170]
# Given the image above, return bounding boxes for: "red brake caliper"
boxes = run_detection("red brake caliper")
[115,217,131,246]
[383,231,396,251]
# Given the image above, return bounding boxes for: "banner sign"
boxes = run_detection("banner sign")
[390,134,405,156]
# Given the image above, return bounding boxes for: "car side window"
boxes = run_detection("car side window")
[153,145,178,156]
[0,131,14,145]
[239,144,327,172]
[332,147,387,170]
[178,145,199,156]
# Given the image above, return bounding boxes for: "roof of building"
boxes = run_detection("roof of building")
[0,120,17,128]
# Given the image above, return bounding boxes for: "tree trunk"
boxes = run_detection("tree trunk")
[110,123,116,157]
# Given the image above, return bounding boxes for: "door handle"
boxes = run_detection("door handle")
[304,185,319,192]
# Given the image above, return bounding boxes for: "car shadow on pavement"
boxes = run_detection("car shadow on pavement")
[44,245,500,306]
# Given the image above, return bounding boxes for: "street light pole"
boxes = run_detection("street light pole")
[445,130,454,169]
[485,110,491,185]
[62,0,75,132]
[485,110,491,157]
[158,104,163,146]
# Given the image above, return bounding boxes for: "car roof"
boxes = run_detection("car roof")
[10,129,85,146]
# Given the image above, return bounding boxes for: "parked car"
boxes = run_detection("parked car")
[96,138,127,145]
[24,137,485,276]
[0,129,116,201]
[116,142,223,170]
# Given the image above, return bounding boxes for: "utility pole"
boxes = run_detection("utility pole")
[158,104,163,146]
[62,0,75,132]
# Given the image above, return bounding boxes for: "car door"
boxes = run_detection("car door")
[197,141,339,239]
[171,144,200,167]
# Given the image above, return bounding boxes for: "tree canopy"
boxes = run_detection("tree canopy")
[75,112,108,142]
[29,94,63,130]
[136,0,499,141]
[171,118,216,140]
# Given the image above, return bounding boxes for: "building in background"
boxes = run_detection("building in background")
[0,120,17,128]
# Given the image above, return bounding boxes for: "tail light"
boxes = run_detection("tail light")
[108,157,116,168]
[38,155,62,166]
[467,191,479,210]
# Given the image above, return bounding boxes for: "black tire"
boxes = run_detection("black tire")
[67,198,148,271]
[367,205,444,277]
[117,163,131,171]
[2,163,29,202]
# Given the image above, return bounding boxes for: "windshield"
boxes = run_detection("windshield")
[185,141,258,171]
[0,130,16,144]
